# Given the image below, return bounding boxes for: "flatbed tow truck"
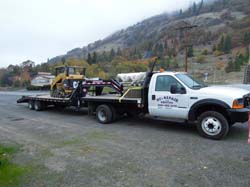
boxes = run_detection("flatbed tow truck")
[17,70,250,140]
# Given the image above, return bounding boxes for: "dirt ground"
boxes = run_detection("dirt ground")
[0,92,250,187]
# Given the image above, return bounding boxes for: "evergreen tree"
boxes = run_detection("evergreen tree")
[101,51,107,62]
[217,35,224,52]
[243,32,250,46]
[61,57,66,65]
[87,53,92,65]
[225,60,234,73]
[158,43,164,57]
[110,48,116,60]
[212,44,217,52]
[193,2,197,15]
[179,9,183,16]
[92,52,97,64]
[223,35,232,53]
[117,47,122,56]
[187,46,194,57]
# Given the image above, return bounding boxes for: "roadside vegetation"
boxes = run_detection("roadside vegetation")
[0,144,27,187]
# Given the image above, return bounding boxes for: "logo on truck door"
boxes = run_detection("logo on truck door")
[157,96,178,108]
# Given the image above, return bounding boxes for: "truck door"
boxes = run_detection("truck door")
[148,75,189,119]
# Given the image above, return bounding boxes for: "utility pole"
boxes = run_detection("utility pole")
[176,24,198,72]
[249,44,250,64]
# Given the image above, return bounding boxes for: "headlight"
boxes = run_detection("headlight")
[232,98,244,109]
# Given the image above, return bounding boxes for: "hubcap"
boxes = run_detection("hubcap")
[34,103,38,110]
[201,117,222,136]
[98,110,107,122]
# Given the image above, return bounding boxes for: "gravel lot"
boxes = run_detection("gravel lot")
[0,91,250,187]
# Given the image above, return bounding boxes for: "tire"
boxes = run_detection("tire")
[96,105,113,124]
[110,105,119,121]
[34,101,43,111]
[28,100,34,110]
[197,111,229,140]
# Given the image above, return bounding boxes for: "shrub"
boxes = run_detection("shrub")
[213,50,223,57]
[202,49,208,55]
[197,55,206,63]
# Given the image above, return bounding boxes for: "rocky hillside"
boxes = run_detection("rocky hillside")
[49,0,250,66]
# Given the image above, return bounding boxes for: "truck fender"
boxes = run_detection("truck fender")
[188,99,230,121]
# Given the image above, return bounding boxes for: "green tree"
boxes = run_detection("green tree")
[117,47,122,56]
[243,32,250,46]
[223,35,232,53]
[187,46,194,57]
[92,52,97,64]
[193,2,197,15]
[217,35,224,52]
[179,9,183,16]
[110,48,116,60]
[61,57,66,65]
[212,44,217,52]
[87,53,92,65]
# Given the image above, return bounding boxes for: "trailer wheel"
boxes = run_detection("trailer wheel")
[28,100,34,110]
[96,105,113,124]
[34,101,43,111]
[197,111,229,140]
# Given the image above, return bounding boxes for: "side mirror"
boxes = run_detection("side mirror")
[170,84,178,94]
[170,84,186,94]
[180,87,186,94]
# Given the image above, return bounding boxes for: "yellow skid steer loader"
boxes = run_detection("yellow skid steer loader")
[50,66,86,98]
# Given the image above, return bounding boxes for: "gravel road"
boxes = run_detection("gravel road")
[0,91,250,187]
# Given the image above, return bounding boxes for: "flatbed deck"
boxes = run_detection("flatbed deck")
[83,95,141,104]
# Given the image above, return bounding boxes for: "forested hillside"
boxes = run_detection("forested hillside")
[1,0,250,87]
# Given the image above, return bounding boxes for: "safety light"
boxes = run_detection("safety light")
[232,99,244,109]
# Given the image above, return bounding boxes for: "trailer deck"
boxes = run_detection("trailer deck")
[17,95,71,104]
[17,94,141,104]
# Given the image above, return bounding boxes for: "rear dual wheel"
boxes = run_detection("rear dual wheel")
[96,104,118,124]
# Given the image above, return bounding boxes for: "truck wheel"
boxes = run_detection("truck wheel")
[34,101,43,111]
[110,105,119,121]
[197,111,229,140]
[28,100,34,110]
[96,105,113,124]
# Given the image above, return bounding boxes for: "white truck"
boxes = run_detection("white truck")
[18,71,250,140]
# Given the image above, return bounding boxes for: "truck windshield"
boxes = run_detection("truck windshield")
[176,74,206,90]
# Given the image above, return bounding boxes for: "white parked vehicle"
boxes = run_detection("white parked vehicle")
[147,72,249,139]
[18,71,250,140]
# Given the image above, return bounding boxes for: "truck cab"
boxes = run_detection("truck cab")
[148,71,250,139]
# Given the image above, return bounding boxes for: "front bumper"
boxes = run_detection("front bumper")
[227,108,250,124]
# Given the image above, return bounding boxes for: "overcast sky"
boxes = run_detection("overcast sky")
[0,0,197,68]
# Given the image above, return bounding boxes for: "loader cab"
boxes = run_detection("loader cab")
[55,66,66,76]
[55,66,86,76]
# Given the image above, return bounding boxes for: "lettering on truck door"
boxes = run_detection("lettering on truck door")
[149,75,189,119]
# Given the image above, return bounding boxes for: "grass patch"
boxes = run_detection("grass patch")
[0,144,27,187]
[84,130,116,141]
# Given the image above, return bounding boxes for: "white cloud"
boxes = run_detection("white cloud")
[0,0,198,67]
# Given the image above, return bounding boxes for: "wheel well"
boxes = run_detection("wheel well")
[193,105,229,122]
